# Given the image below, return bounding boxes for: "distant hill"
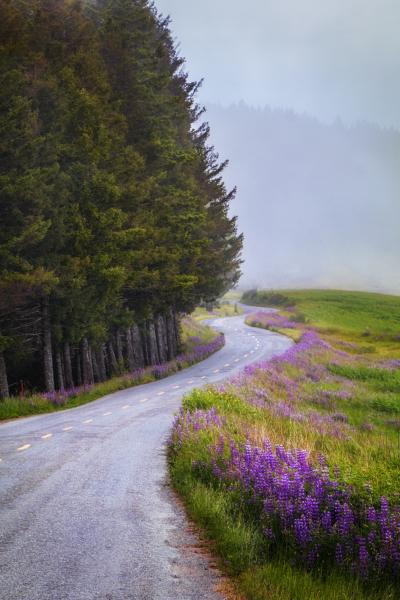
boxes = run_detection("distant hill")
[206,103,400,293]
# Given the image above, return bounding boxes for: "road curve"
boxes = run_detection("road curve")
[0,311,292,600]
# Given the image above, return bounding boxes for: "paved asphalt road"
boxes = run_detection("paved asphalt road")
[0,310,292,600]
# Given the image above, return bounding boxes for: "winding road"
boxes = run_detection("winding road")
[0,311,292,600]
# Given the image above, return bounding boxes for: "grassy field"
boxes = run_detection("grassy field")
[242,289,400,352]
[0,317,223,421]
[168,290,400,600]
[192,301,243,322]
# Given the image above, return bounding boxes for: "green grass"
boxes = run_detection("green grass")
[0,316,222,421]
[169,289,400,600]
[242,289,400,355]
[0,374,154,421]
[169,390,397,600]
[192,302,243,322]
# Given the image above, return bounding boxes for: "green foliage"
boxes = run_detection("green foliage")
[242,289,292,307]
[0,0,242,395]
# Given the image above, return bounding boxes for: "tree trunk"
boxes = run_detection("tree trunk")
[107,341,119,375]
[131,324,145,367]
[81,337,94,385]
[139,324,148,365]
[91,348,100,383]
[42,297,55,392]
[155,315,168,363]
[116,330,124,369]
[0,351,9,399]
[97,345,107,381]
[147,320,160,365]
[173,311,182,353]
[63,341,74,389]
[166,309,176,359]
[55,350,65,391]
[75,348,82,386]
[126,328,136,371]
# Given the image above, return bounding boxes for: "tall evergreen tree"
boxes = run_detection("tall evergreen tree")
[0,0,242,397]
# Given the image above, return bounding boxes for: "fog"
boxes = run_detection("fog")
[156,0,400,293]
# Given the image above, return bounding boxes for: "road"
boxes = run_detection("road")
[0,311,292,600]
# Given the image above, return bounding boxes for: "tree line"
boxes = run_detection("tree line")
[0,0,242,397]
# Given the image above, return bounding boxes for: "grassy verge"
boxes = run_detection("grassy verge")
[192,301,243,322]
[168,290,400,599]
[242,289,400,356]
[0,317,224,421]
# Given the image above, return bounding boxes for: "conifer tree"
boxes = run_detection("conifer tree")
[0,0,242,397]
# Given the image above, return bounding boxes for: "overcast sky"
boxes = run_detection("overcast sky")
[156,0,400,129]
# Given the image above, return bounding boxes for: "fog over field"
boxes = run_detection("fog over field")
[206,104,400,293]
[156,0,400,292]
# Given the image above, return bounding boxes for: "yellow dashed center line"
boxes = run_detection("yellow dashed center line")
[41,433,53,440]
[17,444,31,452]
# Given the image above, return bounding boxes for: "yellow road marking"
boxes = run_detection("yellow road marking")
[17,444,31,452]
[41,433,53,440]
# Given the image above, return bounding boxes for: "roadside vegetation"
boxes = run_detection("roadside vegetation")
[0,0,242,401]
[192,301,243,322]
[0,318,223,421]
[168,290,400,600]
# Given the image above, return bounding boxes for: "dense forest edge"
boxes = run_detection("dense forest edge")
[0,0,242,399]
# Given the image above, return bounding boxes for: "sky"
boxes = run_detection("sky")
[156,0,400,129]
[155,0,400,293]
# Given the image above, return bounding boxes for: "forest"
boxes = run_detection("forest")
[0,0,242,398]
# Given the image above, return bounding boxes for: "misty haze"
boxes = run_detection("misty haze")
[207,103,400,292]
[157,0,400,293]
[2,3,400,600]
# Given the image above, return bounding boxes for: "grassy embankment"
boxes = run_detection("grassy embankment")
[168,290,400,600]
[0,317,223,421]
[192,300,243,322]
